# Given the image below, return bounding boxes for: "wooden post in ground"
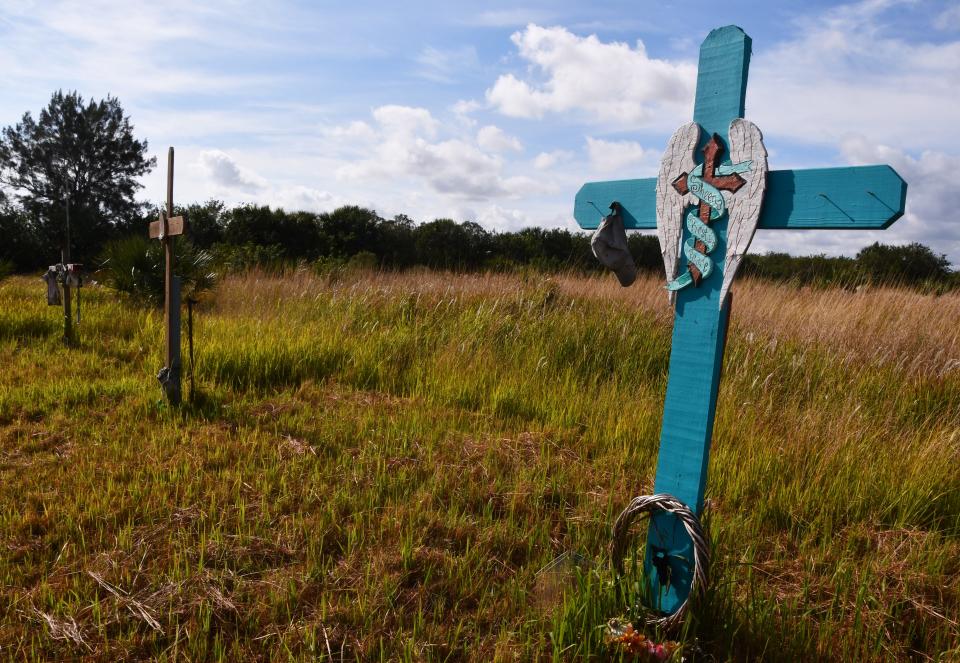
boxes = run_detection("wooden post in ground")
[61,196,74,345]
[187,297,196,403]
[150,147,186,405]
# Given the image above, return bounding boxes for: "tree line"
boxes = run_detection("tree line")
[0,91,955,292]
[22,198,956,291]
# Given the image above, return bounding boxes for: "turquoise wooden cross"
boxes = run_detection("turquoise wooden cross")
[574,26,906,617]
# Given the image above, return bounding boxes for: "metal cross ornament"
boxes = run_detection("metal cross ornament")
[573,26,906,621]
[149,147,186,405]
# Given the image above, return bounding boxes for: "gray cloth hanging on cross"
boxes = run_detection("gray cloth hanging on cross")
[590,201,637,287]
[42,266,61,306]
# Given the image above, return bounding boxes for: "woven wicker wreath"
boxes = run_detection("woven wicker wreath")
[610,493,710,630]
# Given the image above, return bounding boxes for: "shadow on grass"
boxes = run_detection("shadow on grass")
[199,346,348,393]
[0,316,59,341]
[549,553,824,662]
[176,385,229,421]
[689,583,824,662]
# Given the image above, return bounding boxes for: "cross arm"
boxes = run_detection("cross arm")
[574,164,906,230]
[149,215,186,239]
[573,178,658,230]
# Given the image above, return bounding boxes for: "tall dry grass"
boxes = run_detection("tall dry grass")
[215,267,960,377]
[0,270,957,661]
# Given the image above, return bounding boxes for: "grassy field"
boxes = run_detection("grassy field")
[0,269,957,662]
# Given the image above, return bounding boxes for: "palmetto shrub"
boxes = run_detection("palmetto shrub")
[97,235,216,307]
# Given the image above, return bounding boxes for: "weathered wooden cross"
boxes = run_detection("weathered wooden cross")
[574,26,906,616]
[149,147,186,405]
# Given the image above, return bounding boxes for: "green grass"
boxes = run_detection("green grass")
[0,270,957,661]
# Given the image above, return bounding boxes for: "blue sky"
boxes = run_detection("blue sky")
[2,0,959,262]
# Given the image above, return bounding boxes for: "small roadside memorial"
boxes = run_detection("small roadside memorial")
[149,147,187,405]
[41,195,83,346]
[575,24,907,633]
[42,262,82,346]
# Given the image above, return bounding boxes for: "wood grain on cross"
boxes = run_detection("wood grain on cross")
[671,135,745,285]
[572,26,906,616]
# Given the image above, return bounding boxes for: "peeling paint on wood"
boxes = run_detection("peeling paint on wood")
[656,121,699,299]
[720,118,767,306]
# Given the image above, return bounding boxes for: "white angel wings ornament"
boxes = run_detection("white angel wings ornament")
[655,119,767,308]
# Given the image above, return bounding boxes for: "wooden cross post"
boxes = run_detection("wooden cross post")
[574,26,906,616]
[149,147,186,405]
[61,196,74,346]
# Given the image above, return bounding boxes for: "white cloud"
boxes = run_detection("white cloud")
[476,204,533,232]
[323,120,377,143]
[585,137,651,174]
[749,0,960,151]
[452,99,481,116]
[486,24,696,126]
[271,186,345,213]
[371,105,439,139]
[533,150,573,170]
[450,99,481,129]
[335,105,551,201]
[476,125,523,152]
[189,150,349,214]
[198,150,268,192]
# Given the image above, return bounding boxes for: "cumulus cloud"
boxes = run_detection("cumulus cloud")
[476,125,523,152]
[372,105,439,139]
[486,24,696,126]
[198,150,268,192]
[476,204,533,232]
[585,137,652,174]
[191,150,346,214]
[452,99,481,115]
[335,105,551,201]
[533,150,573,170]
[450,100,481,128]
[749,0,960,151]
[271,185,347,213]
[323,120,377,142]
